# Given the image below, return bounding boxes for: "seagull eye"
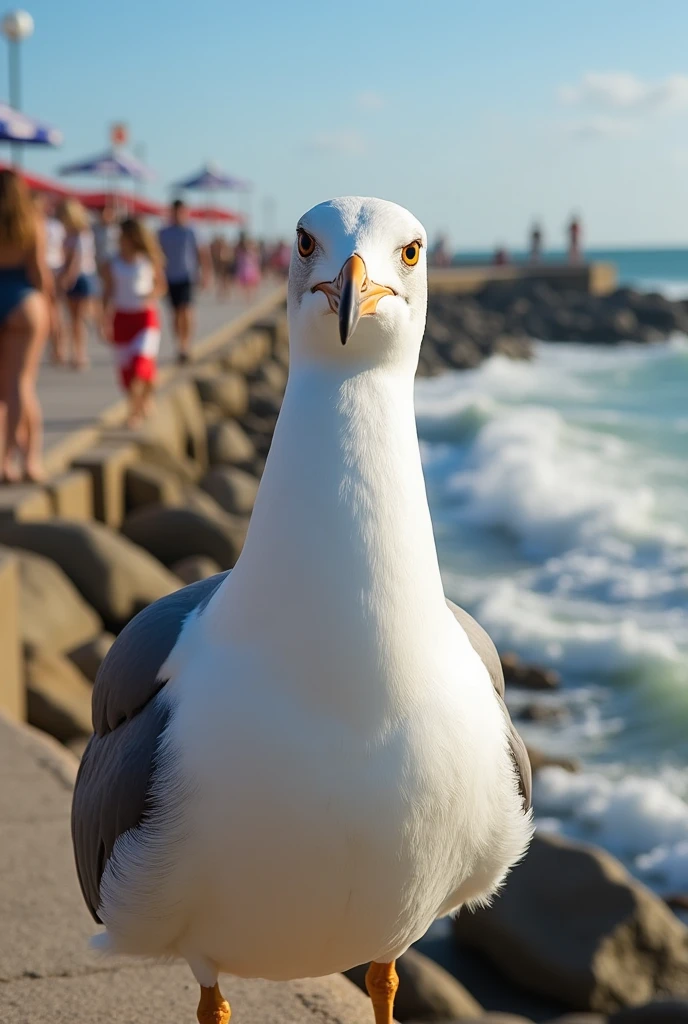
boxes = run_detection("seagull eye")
[297,229,316,258]
[401,241,421,267]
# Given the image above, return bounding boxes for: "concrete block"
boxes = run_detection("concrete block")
[126,462,185,510]
[46,470,93,521]
[0,484,52,522]
[0,550,25,721]
[72,443,138,528]
[223,329,271,374]
[166,378,209,469]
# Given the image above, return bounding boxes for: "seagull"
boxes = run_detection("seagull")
[72,196,533,1024]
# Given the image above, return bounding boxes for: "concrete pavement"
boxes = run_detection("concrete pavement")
[39,285,283,455]
[0,712,373,1023]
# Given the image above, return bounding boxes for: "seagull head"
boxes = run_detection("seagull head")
[288,196,427,369]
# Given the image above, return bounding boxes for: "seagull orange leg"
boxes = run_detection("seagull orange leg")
[365,960,399,1024]
[197,982,231,1024]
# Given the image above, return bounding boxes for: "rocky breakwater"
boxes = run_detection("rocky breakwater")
[418,280,688,375]
[1,316,687,1023]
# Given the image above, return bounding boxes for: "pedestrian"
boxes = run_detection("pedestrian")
[93,199,120,278]
[33,191,65,364]
[234,231,262,301]
[101,217,166,429]
[58,198,98,370]
[567,214,582,264]
[158,199,210,364]
[0,169,50,482]
[529,222,543,263]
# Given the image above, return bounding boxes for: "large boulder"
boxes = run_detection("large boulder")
[253,358,288,395]
[136,439,203,484]
[453,833,688,1014]
[346,948,483,1022]
[207,420,256,469]
[195,369,250,419]
[200,466,259,516]
[610,1000,688,1022]
[11,547,102,655]
[545,1016,608,1024]
[122,503,247,571]
[166,379,208,468]
[500,652,560,690]
[126,462,186,510]
[405,1017,536,1024]
[0,519,180,632]
[248,380,283,419]
[25,650,93,743]
[171,555,222,585]
[67,632,115,683]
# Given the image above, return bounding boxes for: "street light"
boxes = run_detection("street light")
[2,9,34,166]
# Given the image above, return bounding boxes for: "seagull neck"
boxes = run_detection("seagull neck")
[212,362,449,713]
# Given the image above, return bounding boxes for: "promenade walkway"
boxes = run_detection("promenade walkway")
[39,285,283,457]
[0,712,371,1023]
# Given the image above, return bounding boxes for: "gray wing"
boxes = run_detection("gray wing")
[447,599,532,811]
[71,570,230,922]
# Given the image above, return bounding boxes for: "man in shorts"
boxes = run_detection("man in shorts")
[158,199,209,363]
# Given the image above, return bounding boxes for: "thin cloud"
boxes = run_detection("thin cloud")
[566,115,638,140]
[311,131,366,156]
[356,91,385,111]
[559,71,688,114]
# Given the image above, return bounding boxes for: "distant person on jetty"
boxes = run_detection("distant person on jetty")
[158,199,209,365]
[430,234,451,267]
[567,214,582,264]
[0,169,50,483]
[58,198,98,370]
[234,231,262,301]
[529,222,543,263]
[101,217,166,429]
[493,245,509,265]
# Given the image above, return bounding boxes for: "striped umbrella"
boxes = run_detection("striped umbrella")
[58,147,155,181]
[0,103,62,145]
[173,162,248,191]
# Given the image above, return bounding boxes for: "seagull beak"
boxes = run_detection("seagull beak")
[312,254,396,345]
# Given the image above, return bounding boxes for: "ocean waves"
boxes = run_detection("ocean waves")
[416,340,688,770]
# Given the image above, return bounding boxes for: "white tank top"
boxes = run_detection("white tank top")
[65,230,97,276]
[111,255,155,311]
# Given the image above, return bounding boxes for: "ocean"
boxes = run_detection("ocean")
[416,250,688,894]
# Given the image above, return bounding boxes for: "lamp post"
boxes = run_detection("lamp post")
[2,9,34,166]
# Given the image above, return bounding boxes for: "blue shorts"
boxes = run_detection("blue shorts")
[67,273,98,299]
[0,267,34,325]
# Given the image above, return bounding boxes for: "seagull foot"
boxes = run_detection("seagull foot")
[197,982,231,1024]
[365,961,399,1024]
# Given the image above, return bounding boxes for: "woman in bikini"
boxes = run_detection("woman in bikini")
[0,169,50,482]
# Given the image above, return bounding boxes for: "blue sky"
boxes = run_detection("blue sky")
[9,0,688,248]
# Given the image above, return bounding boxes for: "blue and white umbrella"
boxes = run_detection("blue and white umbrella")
[0,103,62,146]
[58,147,155,181]
[174,161,248,192]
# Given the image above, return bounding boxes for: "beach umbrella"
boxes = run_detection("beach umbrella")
[173,161,248,192]
[58,147,155,181]
[0,161,70,195]
[187,204,243,224]
[78,191,165,217]
[0,102,62,145]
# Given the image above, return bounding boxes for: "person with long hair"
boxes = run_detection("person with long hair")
[58,197,97,370]
[101,217,166,428]
[234,231,262,301]
[0,169,50,482]
[33,191,65,364]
